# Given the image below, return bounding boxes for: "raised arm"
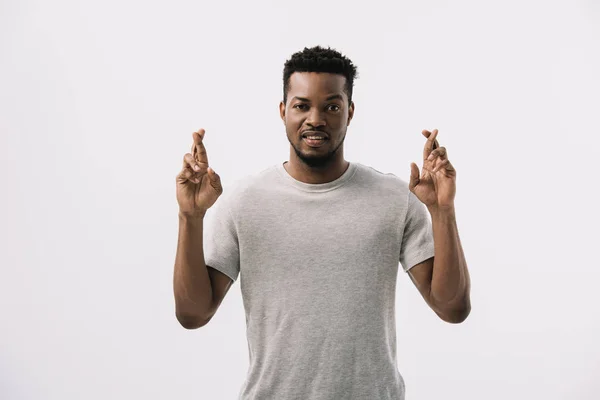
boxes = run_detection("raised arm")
[173,129,230,329]
[174,212,233,329]
[407,129,471,323]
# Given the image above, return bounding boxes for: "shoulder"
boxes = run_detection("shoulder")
[226,164,278,196]
[354,162,411,198]
[216,164,280,212]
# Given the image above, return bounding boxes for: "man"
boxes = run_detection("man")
[173,46,471,399]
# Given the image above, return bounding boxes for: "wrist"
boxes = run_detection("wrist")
[179,209,207,220]
[427,204,456,217]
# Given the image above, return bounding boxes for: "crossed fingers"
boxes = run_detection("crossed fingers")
[422,129,454,175]
[177,129,209,184]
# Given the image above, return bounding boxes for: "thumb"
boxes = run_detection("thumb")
[409,162,419,192]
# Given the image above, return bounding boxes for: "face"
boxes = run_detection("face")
[279,72,354,169]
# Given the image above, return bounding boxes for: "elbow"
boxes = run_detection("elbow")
[442,306,470,324]
[176,312,211,329]
[174,296,215,329]
[436,299,471,324]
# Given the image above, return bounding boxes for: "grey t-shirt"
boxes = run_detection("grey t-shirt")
[203,161,435,400]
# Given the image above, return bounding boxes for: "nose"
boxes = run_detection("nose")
[306,108,326,128]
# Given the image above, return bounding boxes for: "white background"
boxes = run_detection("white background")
[1,0,599,399]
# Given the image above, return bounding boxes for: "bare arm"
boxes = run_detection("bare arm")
[407,128,471,323]
[408,207,471,323]
[173,129,231,329]
[428,207,471,309]
[173,211,211,328]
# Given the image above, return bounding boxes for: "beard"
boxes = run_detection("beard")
[288,132,346,169]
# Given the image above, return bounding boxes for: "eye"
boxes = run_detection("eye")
[327,104,340,112]
[293,104,308,110]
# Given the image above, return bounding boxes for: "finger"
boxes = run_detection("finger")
[183,153,208,172]
[426,146,447,161]
[176,167,197,183]
[191,129,205,152]
[207,167,223,194]
[192,129,209,165]
[421,129,440,149]
[422,129,439,161]
[423,129,440,150]
[432,159,450,173]
[441,159,456,173]
[409,162,420,191]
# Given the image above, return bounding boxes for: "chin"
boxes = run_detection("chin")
[298,152,335,167]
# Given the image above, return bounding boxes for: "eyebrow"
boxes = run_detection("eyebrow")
[292,94,344,102]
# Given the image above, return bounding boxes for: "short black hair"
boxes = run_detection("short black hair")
[282,45,358,105]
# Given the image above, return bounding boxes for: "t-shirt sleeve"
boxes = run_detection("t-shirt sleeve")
[399,190,435,272]
[203,194,240,282]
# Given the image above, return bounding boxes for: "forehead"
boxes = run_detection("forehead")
[288,72,347,99]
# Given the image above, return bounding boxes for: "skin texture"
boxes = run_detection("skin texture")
[173,129,232,328]
[176,129,223,216]
[407,129,471,323]
[279,72,355,184]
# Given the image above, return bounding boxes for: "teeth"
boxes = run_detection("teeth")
[306,136,324,140]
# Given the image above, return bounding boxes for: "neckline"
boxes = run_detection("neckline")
[275,161,358,193]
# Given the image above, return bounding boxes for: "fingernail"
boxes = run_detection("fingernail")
[194,165,200,171]
[427,154,434,160]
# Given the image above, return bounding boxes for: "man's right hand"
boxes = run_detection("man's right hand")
[176,129,223,216]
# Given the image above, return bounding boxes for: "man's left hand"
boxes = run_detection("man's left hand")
[409,129,457,210]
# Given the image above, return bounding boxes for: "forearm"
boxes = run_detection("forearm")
[173,211,213,324]
[428,206,471,318]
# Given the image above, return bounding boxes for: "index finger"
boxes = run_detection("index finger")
[422,129,439,161]
[191,129,209,165]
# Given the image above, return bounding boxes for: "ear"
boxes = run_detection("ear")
[347,101,355,126]
[279,101,286,124]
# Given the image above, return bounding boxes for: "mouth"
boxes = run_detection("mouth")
[302,131,329,148]
[302,136,328,147]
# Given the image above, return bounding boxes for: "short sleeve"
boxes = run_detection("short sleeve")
[399,190,435,272]
[203,194,240,282]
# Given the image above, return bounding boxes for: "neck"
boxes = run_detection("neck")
[284,153,349,184]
